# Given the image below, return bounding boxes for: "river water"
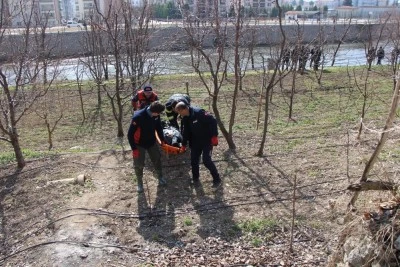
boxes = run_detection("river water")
[3,42,394,84]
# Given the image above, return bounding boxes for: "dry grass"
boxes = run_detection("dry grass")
[0,65,399,265]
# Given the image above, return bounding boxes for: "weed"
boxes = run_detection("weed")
[227,224,242,237]
[0,149,57,165]
[151,233,160,242]
[84,178,96,191]
[239,218,278,234]
[251,237,263,247]
[183,216,193,226]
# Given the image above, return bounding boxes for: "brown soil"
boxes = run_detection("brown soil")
[0,132,375,266]
[1,70,399,266]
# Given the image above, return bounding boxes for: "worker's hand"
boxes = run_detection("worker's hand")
[211,136,218,146]
[180,146,186,153]
[132,149,139,159]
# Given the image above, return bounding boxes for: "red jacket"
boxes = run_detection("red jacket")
[131,90,159,110]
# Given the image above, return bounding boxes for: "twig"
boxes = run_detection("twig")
[289,174,297,253]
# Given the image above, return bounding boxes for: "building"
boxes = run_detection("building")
[38,0,62,26]
[5,0,62,27]
[0,0,11,27]
[74,0,128,21]
[61,0,74,21]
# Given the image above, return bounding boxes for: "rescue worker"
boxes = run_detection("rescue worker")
[127,101,167,193]
[175,102,221,188]
[367,46,376,71]
[312,46,322,71]
[299,45,309,73]
[282,48,291,71]
[131,84,159,111]
[376,46,385,65]
[391,47,400,66]
[165,93,191,130]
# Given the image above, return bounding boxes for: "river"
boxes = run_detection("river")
[3,42,395,85]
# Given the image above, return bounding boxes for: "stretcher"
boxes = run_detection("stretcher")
[155,128,185,155]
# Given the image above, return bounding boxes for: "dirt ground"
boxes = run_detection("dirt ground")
[2,127,396,266]
[1,69,399,266]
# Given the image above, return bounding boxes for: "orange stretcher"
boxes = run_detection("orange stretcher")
[155,131,184,155]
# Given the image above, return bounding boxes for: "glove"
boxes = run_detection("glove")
[180,146,186,153]
[211,136,218,146]
[132,149,139,159]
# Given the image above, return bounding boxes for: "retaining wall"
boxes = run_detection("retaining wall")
[0,23,383,61]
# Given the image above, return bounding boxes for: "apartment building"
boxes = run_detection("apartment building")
[74,0,128,21]
[62,0,74,20]
[0,1,11,26]
[38,0,61,26]
[4,0,71,27]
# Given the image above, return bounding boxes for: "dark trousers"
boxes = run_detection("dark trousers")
[133,144,162,185]
[190,145,220,182]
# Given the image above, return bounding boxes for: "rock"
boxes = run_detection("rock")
[76,174,86,185]
[371,261,382,267]
[70,146,84,150]
[80,253,88,259]
[344,236,377,266]
[337,217,345,225]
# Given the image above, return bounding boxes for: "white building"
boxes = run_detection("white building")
[74,0,128,21]
[6,0,62,27]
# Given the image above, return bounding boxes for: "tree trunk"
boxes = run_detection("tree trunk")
[10,133,25,169]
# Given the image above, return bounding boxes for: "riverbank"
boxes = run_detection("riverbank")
[0,22,383,62]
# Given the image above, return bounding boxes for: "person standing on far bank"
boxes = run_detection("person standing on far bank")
[367,46,376,71]
[127,101,167,193]
[376,46,385,65]
[175,102,222,188]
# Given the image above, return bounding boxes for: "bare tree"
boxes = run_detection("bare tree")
[79,12,110,124]
[364,16,390,71]
[122,1,156,91]
[257,0,289,156]
[308,22,329,89]
[181,0,232,147]
[34,86,64,150]
[330,17,353,67]
[386,15,400,89]
[87,1,156,140]
[353,68,373,140]
[0,3,59,168]
[287,21,305,121]
[348,76,400,209]
[181,0,262,149]
[355,17,390,139]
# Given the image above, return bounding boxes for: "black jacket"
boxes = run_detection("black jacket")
[127,107,164,150]
[165,94,191,119]
[181,107,218,148]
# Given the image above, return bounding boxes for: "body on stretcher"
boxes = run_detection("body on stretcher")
[156,124,185,155]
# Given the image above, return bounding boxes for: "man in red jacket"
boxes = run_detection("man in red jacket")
[131,84,159,111]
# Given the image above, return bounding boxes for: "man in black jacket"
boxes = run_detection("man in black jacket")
[127,101,167,193]
[376,46,385,65]
[175,102,221,188]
